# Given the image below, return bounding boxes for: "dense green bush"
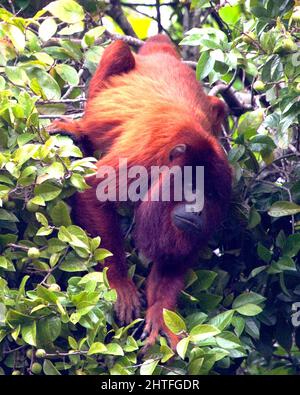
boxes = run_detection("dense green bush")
[0,0,300,375]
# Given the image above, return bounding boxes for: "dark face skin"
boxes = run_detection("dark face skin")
[134,140,232,263]
[169,142,232,242]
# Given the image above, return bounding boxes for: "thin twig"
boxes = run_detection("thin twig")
[7,243,29,252]
[7,0,15,14]
[120,2,177,6]
[39,112,84,119]
[156,0,163,33]
[37,98,86,105]
[62,69,85,99]
[39,247,70,286]
[106,0,138,38]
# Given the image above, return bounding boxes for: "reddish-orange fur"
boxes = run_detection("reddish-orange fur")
[49,35,231,349]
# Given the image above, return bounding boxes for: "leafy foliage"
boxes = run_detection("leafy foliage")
[0,0,299,376]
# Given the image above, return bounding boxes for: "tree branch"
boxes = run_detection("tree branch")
[209,83,253,116]
[156,0,163,33]
[106,0,138,38]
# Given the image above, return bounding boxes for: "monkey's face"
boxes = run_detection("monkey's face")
[168,138,232,244]
[134,135,232,261]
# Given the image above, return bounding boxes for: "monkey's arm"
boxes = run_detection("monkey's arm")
[73,178,140,323]
[143,263,187,350]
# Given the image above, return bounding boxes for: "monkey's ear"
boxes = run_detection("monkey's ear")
[88,40,135,99]
[207,96,228,136]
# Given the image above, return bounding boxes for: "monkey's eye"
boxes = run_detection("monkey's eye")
[169,144,187,161]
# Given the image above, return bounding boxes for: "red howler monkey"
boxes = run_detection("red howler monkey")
[48,35,232,349]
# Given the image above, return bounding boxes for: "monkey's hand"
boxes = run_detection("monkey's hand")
[113,278,141,325]
[141,302,181,351]
[46,117,81,141]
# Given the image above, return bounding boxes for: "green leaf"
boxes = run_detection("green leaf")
[0,256,8,269]
[84,46,103,73]
[55,64,79,85]
[103,343,124,356]
[257,243,272,263]
[39,18,57,41]
[60,40,82,61]
[59,255,88,272]
[140,359,159,375]
[163,309,186,335]
[5,24,25,52]
[232,292,265,308]
[5,66,28,86]
[190,324,220,342]
[29,196,45,206]
[37,316,61,343]
[83,26,106,46]
[237,109,264,139]
[176,336,190,359]
[236,304,262,316]
[232,316,245,337]
[195,270,217,291]
[196,51,215,80]
[58,21,84,35]
[215,332,242,349]
[0,303,6,325]
[21,321,37,346]
[94,248,113,261]
[269,256,296,273]
[248,206,261,229]
[0,209,19,222]
[124,336,139,352]
[43,360,61,375]
[36,285,59,303]
[249,266,267,279]
[219,4,242,25]
[228,145,245,163]
[78,272,103,284]
[110,363,130,375]
[160,344,174,363]
[197,293,222,312]
[282,234,300,257]
[45,0,84,23]
[188,357,204,375]
[268,201,300,217]
[87,342,107,355]
[68,336,78,349]
[6,310,34,326]
[70,173,89,190]
[209,309,235,331]
[36,213,48,227]
[249,135,276,153]
[28,69,61,100]
[34,182,62,202]
[50,201,72,227]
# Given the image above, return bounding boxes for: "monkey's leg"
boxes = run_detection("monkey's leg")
[142,263,187,350]
[73,185,140,324]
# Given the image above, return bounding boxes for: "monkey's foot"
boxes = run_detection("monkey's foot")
[46,118,81,142]
[141,303,181,351]
[114,278,141,325]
